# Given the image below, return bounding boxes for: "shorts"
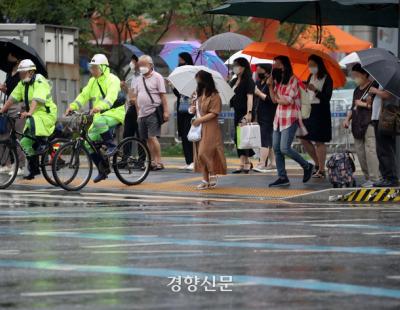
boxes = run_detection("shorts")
[138,112,161,140]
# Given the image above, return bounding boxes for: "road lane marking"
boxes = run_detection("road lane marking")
[3,260,400,299]
[82,242,170,249]
[91,249,204,254]
[7,230,399,256]
[224,235,316,241]
[21,287,143,297]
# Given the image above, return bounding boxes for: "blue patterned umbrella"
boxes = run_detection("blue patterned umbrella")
[160,41,228,77]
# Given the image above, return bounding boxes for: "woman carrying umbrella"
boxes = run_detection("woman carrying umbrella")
[190,70,227,189]
[229,57,255,173]
[300,54,333,179]
[173,52,195,170]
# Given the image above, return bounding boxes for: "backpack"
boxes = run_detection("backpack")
[326,132,356,188]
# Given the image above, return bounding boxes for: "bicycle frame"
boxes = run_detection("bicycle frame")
[0,114,42,158]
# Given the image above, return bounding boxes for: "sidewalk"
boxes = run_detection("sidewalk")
[16,157,369,201]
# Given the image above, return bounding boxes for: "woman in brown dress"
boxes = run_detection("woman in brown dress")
[190,70,227,190]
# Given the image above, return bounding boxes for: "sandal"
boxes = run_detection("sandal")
[312,170,326,179]
[232,165,244,174]
[151,163,165,171]
[196,180,210,190]
[209,175,218,188]
[243,162,253,174]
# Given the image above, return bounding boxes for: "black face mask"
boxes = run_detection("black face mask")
[178,62,185,67]
[272,68,283,84]
[257,73,266,80]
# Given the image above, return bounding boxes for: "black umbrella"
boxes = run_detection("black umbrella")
[209,0,398,27]
[357,48,400,98]
[0,38,47,77]
[208,0,399,44]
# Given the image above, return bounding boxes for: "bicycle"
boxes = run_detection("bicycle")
[51,111,151,191]
[0,113,69,189]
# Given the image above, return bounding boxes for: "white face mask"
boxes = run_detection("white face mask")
[129,62,136,71]
[309,66,318,75]
[354,77,363,86]
[139,66,150,75]
[232,66,241,75]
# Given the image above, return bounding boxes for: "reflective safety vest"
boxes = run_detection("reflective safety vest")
[69,66,125,124]
[10,74,57,137]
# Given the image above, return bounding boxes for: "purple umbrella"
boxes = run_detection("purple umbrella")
[160,40,228,77]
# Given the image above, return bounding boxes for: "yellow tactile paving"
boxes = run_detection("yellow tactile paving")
[17,176,311,199]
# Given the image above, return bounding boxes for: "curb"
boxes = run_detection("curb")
[285,187,400,203]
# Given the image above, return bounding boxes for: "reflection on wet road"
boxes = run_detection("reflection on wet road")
[1,189,400,309]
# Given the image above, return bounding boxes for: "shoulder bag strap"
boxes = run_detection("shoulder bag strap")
[96,79,106,99]
[142,77,155,104]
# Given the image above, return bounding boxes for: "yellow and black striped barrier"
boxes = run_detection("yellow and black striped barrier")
[335,188,400,203]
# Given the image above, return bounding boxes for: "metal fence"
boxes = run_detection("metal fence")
[173,98,353,153]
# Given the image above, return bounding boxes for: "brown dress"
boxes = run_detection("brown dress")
[194,93,227,175]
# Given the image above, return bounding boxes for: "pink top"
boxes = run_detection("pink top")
[134,70,166,118]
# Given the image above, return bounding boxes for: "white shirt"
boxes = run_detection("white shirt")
[371,85,382,121]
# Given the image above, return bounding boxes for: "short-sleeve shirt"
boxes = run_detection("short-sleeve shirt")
[134,71,166,118]
[229,77,255,115]
[273,76,302,131]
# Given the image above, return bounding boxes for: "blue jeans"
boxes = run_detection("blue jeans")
[273,122,309,179]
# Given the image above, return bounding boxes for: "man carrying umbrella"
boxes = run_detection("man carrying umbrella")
[0,59,58,180]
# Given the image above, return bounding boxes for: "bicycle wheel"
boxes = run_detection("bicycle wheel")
[52,141,93,191]
[113,137,151,186]
[0,142,19,189]
[40,138,69,187]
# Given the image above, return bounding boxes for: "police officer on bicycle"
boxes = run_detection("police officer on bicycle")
[65,54,125,183]
[0,59,57,180]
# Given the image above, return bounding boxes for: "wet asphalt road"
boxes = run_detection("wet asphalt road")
[0,188,400,309]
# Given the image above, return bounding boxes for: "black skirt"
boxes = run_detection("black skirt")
[303,102,332,143]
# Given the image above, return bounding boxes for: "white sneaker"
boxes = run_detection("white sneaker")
[186,163,194,171]
[10,168,24,176]
[179,164,189,170]
[0,166,10,174]
[253,165,268,173]
[362,180,374,188]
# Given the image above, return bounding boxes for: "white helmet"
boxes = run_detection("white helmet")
[17,59,36,72]
[90,54,109,66]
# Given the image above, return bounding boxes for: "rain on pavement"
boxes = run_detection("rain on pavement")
[0,188,400,309]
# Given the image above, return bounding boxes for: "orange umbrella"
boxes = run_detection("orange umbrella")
[242,41,308,63]
[293,45,346,88]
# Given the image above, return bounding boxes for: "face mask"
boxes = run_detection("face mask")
[139,66,150,75]
[129,62,136,71]
[257,73,266,80]
[178,62,185,67]
[354,77,363,86]
[309,66,318,75]
[23,74,32,83]
[272,68,283,83]
[232,66,241,75]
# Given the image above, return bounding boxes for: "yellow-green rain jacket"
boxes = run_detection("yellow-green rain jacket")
[10,74,57,137]
[69,65,125,124]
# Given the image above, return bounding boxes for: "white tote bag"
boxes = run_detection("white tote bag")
[187,99,202,142]
[237,123,261,150]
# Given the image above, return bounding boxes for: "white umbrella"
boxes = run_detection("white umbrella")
[339,52,361,68]
[168,65,234,105]
[225,50,273,65]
